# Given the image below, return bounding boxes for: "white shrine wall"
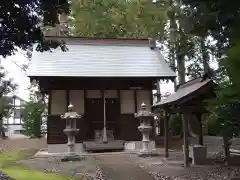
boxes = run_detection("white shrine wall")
[50,90,66,115]
[49,89,152,115]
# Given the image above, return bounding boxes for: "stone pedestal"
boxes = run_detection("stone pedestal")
[61,103,83,161]
[138,124,152,153]
[135,103,159,157]
[189,144,207,165]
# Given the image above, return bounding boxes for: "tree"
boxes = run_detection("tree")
[207,26,240,164]
[179,0,240,58]
[21,80,46,138]
[0,0,70,58]
[70,0,168,38]
[0,67,17,138]
[175,1,240,163]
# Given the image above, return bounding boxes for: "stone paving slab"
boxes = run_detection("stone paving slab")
[95,154,155,180]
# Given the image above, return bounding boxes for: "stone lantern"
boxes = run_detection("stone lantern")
[61,103,82,161]
[135,102,157,157]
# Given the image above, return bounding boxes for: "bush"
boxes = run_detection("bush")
[168,114,182,136]
[21,102,45,138]
[206,118,221,136]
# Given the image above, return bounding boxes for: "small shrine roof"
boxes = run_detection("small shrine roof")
[153,77,215,108]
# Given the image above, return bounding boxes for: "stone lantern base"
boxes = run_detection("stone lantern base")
[138,150,160,158]
[61,153,84,162]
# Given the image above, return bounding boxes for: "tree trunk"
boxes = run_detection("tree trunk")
[200,37,210,74]
[0,118,5,139]
[177,52,186,85]
[223,135,231,164]
[168,0,177,91]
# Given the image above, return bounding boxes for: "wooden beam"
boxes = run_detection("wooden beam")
[38,77,155,90]
[164,114,169,158]
[182,113,189,167]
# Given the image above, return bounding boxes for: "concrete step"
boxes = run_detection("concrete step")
[83,140,124,152]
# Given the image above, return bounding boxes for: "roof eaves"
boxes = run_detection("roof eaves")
[153,79,213,108]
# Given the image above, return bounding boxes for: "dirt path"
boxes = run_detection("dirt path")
[0,137,47,152]
[95,154,154,180]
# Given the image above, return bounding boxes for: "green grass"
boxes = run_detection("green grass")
[0,151,77,180]
[2,166,72,180]
[0,151,24,167]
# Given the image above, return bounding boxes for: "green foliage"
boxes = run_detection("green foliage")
[70,0,168,38]
[180,0,240,58]
[0,0,70,57]
[168,115,182,136]
[21,81,46,138]
[208,26,240,139]
[21,102,45,138]
[206,118,220,136]
[0,68,17,137]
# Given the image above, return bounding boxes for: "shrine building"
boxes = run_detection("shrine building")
[27,37,176,153]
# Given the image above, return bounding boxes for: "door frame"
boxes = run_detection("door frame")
[85,90,120,140]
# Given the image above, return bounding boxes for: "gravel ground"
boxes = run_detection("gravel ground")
[0,138,47,153]
[1,137,239,180]
[94,154,154,180]
[0,174,15,180]
[19,156,100,179]
[150,166,240,180]
[18,151,240,180]
[131,150,240,180]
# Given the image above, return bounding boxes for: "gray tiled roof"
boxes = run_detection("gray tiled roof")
[27,39,176,78]
[153,78,212,106]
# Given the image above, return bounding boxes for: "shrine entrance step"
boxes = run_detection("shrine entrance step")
[83,140,124,153]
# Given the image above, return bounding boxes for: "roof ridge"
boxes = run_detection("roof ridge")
[45,36,149,41]
[45,36,150,46]
[177,78,202,90]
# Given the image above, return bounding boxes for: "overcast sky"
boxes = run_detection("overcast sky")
[1,51,175,101]
[2,52,30,101]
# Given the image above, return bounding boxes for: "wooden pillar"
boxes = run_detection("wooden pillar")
[182,112,189,167]
[196,113,203,145]
[156,80,161,102]
[134,90,138,113]
[164,113,169,158]
[66,90,69,111]
[160,118,164,136]
[156,80,164,136]
[83,90,86,115]
[102,90,107,143]
[48,91,52,115]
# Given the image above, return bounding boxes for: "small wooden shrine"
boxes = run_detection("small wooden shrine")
[152,76,216,166]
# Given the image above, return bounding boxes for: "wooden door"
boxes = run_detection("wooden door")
[85,98,103,140]
[105,98,119,139]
